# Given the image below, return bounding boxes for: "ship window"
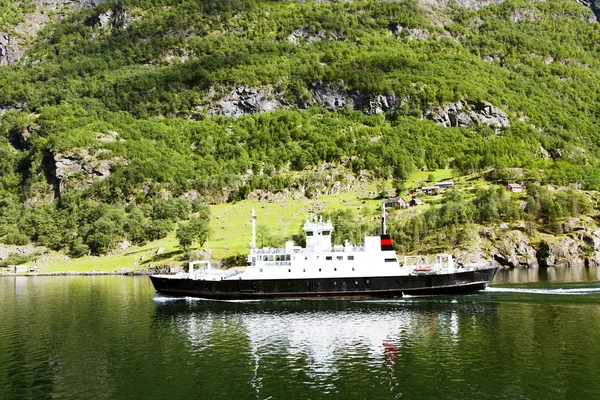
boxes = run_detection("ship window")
[323,231,331,236]
[348,256,354,261]
[385,258,397,263]
[288,269,291,273]
[306,231,313,236]
[326,256,332,261]
[303,269,306,272]
[260,268,263,272]
[334,268,337,271]
[305,256,308,260]
[352,267,355,271]
[336,256,343,261]
[319,268,321,272]
[286,255,290,261]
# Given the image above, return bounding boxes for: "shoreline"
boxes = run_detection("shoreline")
[0,269,156,277]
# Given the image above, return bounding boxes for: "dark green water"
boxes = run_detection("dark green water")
[2,270,600,400]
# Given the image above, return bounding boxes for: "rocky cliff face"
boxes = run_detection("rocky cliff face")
[204,84,507,130]
[424,101,510,130]
[453,217,600,269]
[44,145,126,198]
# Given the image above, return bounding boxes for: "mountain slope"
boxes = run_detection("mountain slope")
[1,0,600,263]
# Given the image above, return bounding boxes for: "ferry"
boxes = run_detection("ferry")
[150,206,498,299]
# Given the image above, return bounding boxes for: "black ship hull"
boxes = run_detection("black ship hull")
[150,267,498,300]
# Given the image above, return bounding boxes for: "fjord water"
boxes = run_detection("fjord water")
[2,270,600,400]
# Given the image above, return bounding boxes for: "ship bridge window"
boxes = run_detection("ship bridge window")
[323,231,331,236]
[326,256,332,261]
[385,258,397,263]
[306,231,313,236]
[336,256,343,261]
[348,256,354,261]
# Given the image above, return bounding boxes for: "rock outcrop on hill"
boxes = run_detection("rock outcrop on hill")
[424,101,510,130]
[45,146,126,198]
[453,218,600,269]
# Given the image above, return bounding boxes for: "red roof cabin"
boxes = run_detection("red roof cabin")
[422,186,438,195]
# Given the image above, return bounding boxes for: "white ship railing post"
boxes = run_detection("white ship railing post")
[382,200,387,235]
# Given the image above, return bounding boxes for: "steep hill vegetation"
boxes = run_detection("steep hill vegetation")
[1,0,600,264]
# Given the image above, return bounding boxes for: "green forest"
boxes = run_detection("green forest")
[1,0,600,261]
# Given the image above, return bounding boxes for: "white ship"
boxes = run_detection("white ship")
[150,207,497,299]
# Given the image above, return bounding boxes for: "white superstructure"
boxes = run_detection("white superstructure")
[155,209,458,282]
[244,214,404,280]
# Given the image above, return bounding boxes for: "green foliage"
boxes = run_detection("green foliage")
[0,252,39,268]
[327,209,375,246]
[255,224,282,248]
[152,198,191,222]
[176,216,210,251]
[0,0,35,32]
[0,0,600,257]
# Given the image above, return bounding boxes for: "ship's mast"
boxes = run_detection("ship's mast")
[382,200,387,235]
[251,207,257,249]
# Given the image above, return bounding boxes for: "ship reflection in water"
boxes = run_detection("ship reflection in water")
[153,295,494,397]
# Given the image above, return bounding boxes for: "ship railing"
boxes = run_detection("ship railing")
[404,254,454,274]
[252,248,287,255]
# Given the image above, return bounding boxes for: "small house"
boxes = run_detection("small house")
[12,265,27,273]
[409,197,423,207]
[435,181,455,189]
[421,186,438,195]
[383,197,408,209]
[507,183,523,193]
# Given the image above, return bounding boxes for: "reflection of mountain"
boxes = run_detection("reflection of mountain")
[153,296,498,397]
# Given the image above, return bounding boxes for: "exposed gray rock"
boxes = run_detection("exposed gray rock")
[310,83,358,111]
[537,237,586,268]
[0,244,46,261]
[424,101,510,130]
[417,0,506,11]
[482,54,504,63]
[98,10,113,29]
[0,34,25,65]
[510,8,541,23]
[408,28,432,41]
[205,84,408,116]
[48,148,126,197]
[492,230,539,268]
[88,6,132,30]
[208,86,283,117]
[287,28,326,45]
